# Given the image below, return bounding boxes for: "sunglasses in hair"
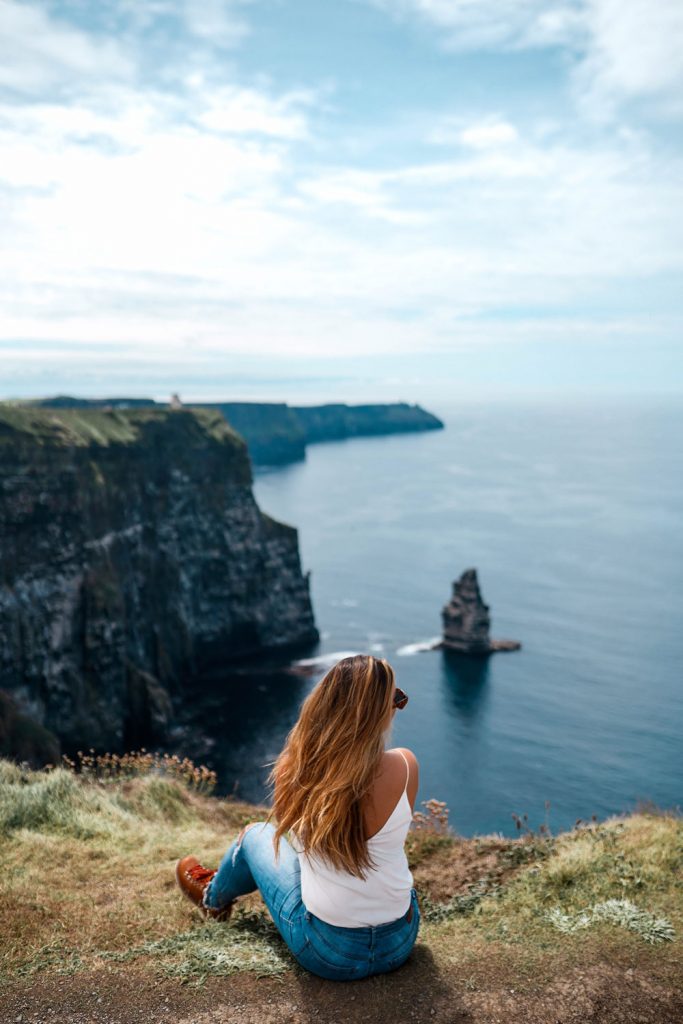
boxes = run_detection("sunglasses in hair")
[393,686,408,710]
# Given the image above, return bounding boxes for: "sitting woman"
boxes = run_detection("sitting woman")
[175,653,420,981]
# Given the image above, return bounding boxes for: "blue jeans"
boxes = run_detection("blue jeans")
[203,821,420,981]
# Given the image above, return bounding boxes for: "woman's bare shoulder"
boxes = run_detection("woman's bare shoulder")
[363,748,420,834]
[381,747,419,809]
[393,746,418,762]
[383,746,419,770]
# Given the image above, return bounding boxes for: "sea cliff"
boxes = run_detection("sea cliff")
[0,405,318,757]
[201,402,307,465]
[31,396,445,466]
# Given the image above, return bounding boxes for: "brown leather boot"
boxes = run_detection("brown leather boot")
[175,856,233,922]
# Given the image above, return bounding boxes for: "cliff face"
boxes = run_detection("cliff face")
[0,406,318,754]
[205,402,307,466]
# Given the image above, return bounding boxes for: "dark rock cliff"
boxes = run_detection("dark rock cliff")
[0,405,318,756]
[0,690,60,766]
[202,402,307,465]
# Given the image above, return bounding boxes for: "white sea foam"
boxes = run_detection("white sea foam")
[396,637,442,656]
[290,650,359,672]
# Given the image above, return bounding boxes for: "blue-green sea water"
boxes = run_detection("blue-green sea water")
[186,395,683,838]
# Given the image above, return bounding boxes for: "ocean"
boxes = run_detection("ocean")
[182,395,683,838]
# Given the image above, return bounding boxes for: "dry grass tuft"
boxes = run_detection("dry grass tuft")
[405,798,456,866]
[61,748,218,794]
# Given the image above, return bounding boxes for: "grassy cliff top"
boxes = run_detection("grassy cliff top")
[0,404,243,451]
[0,757,681,1022]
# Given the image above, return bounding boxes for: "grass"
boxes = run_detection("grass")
[545,899,676,943]
[0,757,681,991]
[0,403,243,450]
[98,909,291,983]
[416,812,682,996]
[0,757,261,983]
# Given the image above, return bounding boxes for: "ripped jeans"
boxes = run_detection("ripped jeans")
[203,821,420,982]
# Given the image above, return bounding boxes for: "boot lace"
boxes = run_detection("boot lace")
[187,864,215,883]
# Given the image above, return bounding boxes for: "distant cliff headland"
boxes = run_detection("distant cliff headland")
[29,395,445,466]
[0,404,318,763]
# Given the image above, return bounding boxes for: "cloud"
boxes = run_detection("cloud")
[574,0,683,119]
[367,0,683,119]
[366,0,585,52]
[0,0,681,381]
[459,120,519,148]
[179,0,251,43]
[297,169,428,224]
[3,95,681,360]
[0,0,254,101]
[197,84,313,139]
[427,118,520,149]
[0,1,133,95]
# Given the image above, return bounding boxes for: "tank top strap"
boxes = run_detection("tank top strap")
[396,748,410,795]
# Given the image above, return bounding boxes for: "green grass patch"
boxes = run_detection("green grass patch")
[100,908,289,983]
[546,899,675,944]
[0,404,242,451]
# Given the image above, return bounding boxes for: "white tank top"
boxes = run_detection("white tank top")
[290,750,414,927]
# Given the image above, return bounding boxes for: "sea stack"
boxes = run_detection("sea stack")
[441,569,521,655]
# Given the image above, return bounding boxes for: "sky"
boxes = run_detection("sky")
[0,0,682,404]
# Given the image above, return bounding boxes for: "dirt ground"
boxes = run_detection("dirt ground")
[3,951,682,1024]
[410,836,518,902]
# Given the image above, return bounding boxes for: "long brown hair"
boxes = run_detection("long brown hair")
[265,654,396,879]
